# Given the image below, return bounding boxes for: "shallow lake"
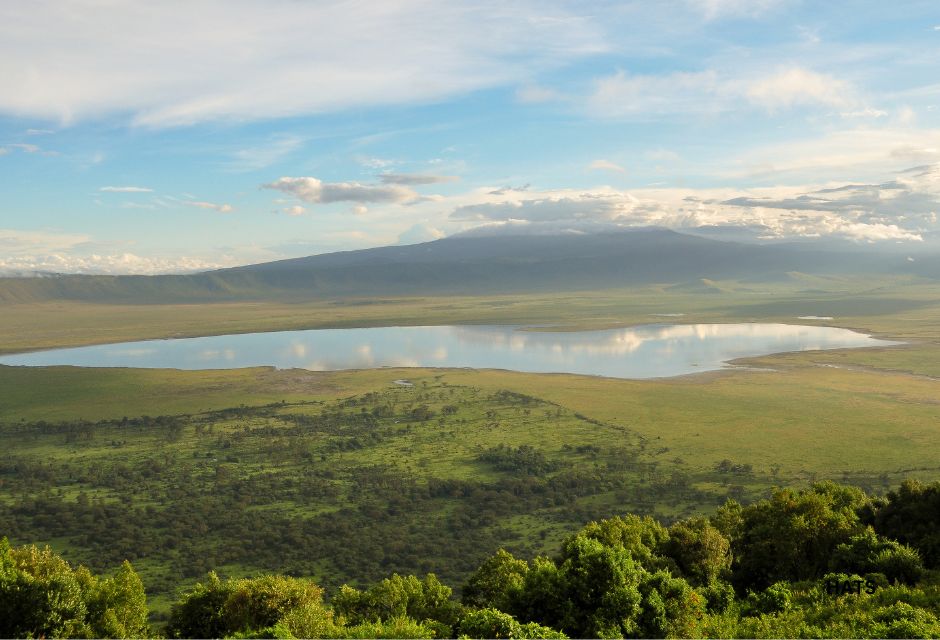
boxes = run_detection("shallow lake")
[0,323,897,379]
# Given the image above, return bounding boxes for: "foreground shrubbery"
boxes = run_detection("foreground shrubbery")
[0,538,148,638]
[4,479,940,638]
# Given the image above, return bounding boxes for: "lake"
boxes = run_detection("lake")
[0,323,897,379]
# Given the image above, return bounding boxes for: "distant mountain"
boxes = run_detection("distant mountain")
[0,229,935,304]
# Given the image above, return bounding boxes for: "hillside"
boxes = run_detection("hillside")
[0,229,933,304]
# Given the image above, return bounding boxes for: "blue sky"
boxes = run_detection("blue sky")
[1,0,939,274]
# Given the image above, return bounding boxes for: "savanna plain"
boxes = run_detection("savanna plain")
[3,276,940,637]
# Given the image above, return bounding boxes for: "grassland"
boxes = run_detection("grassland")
[3,276,940,355]
[2,277,939,620]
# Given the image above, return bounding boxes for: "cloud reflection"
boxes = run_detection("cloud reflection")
[0,323,894,379]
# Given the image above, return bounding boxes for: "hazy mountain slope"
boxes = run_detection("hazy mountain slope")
[0,229,932,304]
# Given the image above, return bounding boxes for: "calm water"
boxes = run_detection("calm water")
[0,324,896,379]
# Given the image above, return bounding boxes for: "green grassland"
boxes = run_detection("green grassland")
[3,275,940,355]
[2,277,940,620]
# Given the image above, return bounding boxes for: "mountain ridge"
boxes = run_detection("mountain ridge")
[0,229,935,304]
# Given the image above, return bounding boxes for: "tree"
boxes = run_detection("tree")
[331,573,460,630]
[830,527,924,585]
[168,572,330,638]
[0,538,149,639]
[866,479,940,568]
[82,561,150,638]
[458,608,567,639]
[730,482,868,590]
[462,549,529,612]
[517,536,644,638]
[573,514,669,572]
[659,517,732,586]
[635,570,706,639]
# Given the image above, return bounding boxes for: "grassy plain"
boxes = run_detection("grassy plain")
[1,277,940,618]
[3,275,940,355]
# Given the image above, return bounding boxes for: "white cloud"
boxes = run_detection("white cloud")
[283,205,306,216]
[378,173,459,185]
[725,128,940,180]
[100,185,153,193]
[8,143,41,153]
[228,135,304,172]
[444,163,939,243]
[588,159,627,174]
[0,228,92,255]
[746,67,852,110]
[397,223,445,245]
[587,70,724,118]
[897,106,917,125]
[189,201,234,213]
[0,0,605,126]
[688,0,787,19]
[841,107,888,119]
[0,252,231,275]
[356,156,397,169]
[1,142,57,156]
[586,66,855,119]
[262,176,418,204]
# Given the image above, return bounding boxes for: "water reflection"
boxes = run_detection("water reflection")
[0,323,896,379]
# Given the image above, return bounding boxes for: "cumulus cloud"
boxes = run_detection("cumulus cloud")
[0,229,285,275]
[397,223,445,245]
[0,253,230,275]
[588,159,627,174]
[262,176,418,204]
[587,66,854,119]
[722,176,940,220]
[453,195,626,223]
[0,0,605,126]
[725,128,940,180]
[189,201,234,213]
[378,173,458,185]
[283,205,306,216]
[100,185,153,193]
[746,67,851,110]
[445,163,939,243]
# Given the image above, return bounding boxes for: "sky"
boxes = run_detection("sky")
[1,0,939,274]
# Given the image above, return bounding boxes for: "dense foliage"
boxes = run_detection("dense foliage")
[0,385,751,610]
[0,539,148,638]
[3,478,940,638]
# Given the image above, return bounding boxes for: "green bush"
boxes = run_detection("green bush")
[458,608,567,639]
[462,549,529,612]
[332,572,460,630]
[0,538,148,639]
[167,572,330,638]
